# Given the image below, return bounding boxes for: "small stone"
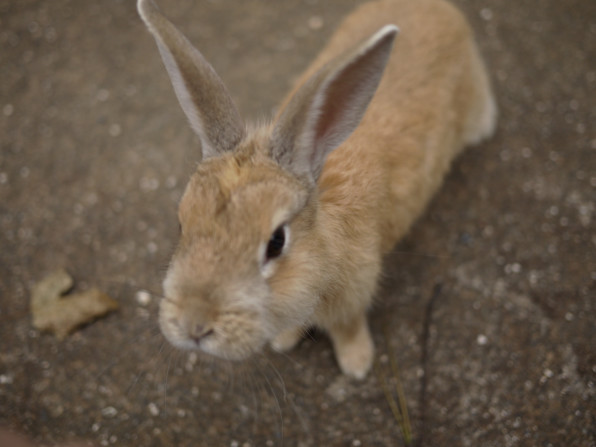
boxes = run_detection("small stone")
[0,374,14,385]
[148,402,159,416]
[101,406,118,418]
[135,290,151,306]
[140,177,160,192]
[97,89,110,101]
[308,16,324,30]
[3,104,14,116]
[165,175,177,188]
[480,8,493,20]
[477,334,488,346]
[109,123,122,137]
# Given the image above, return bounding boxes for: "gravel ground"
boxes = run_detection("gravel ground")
[1,0,594,446]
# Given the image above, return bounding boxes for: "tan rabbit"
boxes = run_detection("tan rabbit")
[138,0,496,379]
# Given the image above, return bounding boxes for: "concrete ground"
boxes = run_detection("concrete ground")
[1,0,594,446]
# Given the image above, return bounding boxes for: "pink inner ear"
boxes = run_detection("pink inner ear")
[313,73,360,153]
[270,26,396,180]
[310,42,390,167]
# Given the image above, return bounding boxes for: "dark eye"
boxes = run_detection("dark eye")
[266,225,286,261]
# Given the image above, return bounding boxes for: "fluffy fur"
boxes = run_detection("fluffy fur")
[139,0,496,379]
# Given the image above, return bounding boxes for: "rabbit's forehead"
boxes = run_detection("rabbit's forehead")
[179,160,305,239]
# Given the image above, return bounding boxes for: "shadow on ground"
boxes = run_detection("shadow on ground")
[1,0,594,446]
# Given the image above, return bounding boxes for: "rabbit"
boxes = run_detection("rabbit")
[137,0,496,379]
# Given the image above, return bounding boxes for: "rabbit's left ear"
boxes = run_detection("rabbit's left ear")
[270,25,398,182]
[138,0,245,159]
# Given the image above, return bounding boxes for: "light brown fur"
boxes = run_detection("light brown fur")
[139,0,496,378]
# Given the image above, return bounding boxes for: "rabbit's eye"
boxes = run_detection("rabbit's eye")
[266,225,286,261]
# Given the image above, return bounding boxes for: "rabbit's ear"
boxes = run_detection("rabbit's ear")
[271,25,398,181]
[138,0,244,158]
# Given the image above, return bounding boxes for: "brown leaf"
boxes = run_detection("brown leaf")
[31,270,119,339]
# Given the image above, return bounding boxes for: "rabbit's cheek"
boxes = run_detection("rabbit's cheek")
[158,299,197,350]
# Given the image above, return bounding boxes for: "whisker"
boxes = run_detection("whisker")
[260,355,287,401]
[256,360,284,443]
[163,348,176,411]
[125,336,166,395]
[286,392,309,434]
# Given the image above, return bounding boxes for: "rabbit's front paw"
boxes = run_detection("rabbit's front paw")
[330,315,374,380]
[335,335,374,380]
[271,326,303,353]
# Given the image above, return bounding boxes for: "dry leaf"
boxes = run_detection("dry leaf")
[31,270,119,339]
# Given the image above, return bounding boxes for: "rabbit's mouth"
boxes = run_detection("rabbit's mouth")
[158,298,271,361]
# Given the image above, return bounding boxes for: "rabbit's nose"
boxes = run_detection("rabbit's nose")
[190,324,214,344]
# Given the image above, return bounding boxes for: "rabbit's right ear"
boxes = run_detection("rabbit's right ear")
[138,0,244,159]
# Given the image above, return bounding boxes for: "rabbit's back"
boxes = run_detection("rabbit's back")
[304,0,496,251]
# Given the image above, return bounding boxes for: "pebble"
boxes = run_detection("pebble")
[308,16,324,30]
[165,175,177,188]
[0,374,14,384]
[140,177,160,192]
[3,104,14,116]
[480,8,493,21]
[135,290,151,306]
[101,406,118,418]
[477,334,488,346]
[109,123,122,137]
[504,263,522,274]
[97,89,110,102]
[148,402,159,416]
[521,147,532,158]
